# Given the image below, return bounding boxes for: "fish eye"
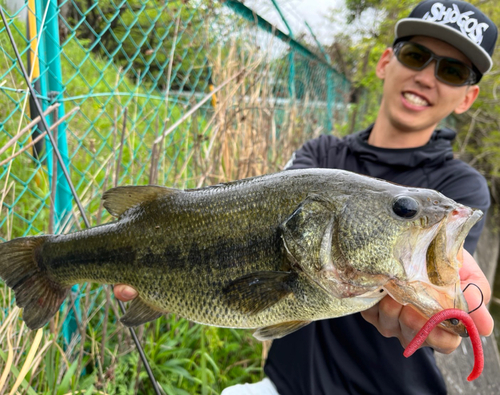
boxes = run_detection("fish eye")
[392,196,419,219]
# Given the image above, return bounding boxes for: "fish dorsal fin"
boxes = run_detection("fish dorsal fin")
[102,185,180,217]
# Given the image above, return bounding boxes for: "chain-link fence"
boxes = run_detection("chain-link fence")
[1,0,350,240]
[0,0,350,392]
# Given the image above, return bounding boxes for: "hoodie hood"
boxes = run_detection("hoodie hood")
[346,126,455,168]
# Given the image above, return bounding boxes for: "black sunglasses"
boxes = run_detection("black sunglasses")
[393,41,477,87]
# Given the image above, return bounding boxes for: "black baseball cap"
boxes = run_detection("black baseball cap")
[394,0,497,79]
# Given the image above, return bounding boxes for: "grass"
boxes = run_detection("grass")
[0,6,343,394]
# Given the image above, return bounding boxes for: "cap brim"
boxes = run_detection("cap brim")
[395,18,492,74]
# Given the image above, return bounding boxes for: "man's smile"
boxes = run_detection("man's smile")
[402,91,431,109]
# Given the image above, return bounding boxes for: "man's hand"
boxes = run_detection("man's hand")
[361,249,494,354]
[114,284,138,302]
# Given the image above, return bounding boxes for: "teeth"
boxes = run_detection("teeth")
[404,92,429,106]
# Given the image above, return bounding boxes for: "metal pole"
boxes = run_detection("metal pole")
[304,21,331,64]
[42,0,72,229]
[26,0,45,158]
[269,0,296,98]
[270,0,294,38]
[0,7,162,395]
[40,0,79,347]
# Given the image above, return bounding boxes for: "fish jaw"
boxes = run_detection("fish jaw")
[385,204,483,337]
[383,278,469,337]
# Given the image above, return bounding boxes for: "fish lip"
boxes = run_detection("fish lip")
[447,208,483,261]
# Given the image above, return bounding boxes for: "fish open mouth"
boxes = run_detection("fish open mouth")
[384,205,483,337]
[426,206,482,289]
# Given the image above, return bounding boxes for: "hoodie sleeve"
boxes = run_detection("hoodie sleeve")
[437,163,490,255]
[284,135,339,170]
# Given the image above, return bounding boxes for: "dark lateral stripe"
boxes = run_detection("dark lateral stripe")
[138,233,283,272]
[48,246,136,269]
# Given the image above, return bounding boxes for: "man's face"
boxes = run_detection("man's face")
[376,36,479,134]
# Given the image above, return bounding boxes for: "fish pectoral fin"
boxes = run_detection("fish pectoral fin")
[103,185,180,217]
[119,298,164,327]
[222,271,298,315]
[253,320,311,341]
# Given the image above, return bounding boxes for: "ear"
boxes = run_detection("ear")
[376,48,394,80]
[454,85,480,114]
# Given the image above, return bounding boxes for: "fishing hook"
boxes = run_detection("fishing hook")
[463,283,484,314]
[0,7,162,395]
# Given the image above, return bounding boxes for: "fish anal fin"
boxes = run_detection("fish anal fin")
[253,320,311,341]
[223,271,298,315]
[102,186,180,217]
[119,298,164,327]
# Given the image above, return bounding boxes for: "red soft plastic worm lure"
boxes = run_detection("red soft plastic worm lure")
[403,308,483,381]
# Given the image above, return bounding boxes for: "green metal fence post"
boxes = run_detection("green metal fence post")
[270,0,296,99]
[41,0,72,224]
[327,70,334,132]
[33,0,48,118]
[39,0,80,346]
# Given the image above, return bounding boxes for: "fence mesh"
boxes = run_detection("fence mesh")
[0,0,350,391]
[1,0,350,240]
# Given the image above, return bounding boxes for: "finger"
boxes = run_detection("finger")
[469,304,494,337]
[360,304,379,326]
[460,249,491,304]
[459,250,494,336]
[422,328,461,355]
[113,284,138,301]
[376,295,403,338]
[398,306,428,348]
[399,306,461,354]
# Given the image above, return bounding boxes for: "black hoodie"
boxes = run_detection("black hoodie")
[264,126,490,395]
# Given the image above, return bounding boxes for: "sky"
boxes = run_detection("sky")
[242,0,347,45]
[5,0,350,45]
[292,0,344,25]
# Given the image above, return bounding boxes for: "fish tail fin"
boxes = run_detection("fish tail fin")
[0,236,69,330]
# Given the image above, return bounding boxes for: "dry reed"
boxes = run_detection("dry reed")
[0,16,347,394]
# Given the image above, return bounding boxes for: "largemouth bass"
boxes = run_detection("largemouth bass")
[0,169,482,340]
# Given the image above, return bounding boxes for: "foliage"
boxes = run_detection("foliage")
[61,0,222,91]
[453,1,500,200]
[325,0,500,186]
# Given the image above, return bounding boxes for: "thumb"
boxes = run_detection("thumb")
[114,284,138,301]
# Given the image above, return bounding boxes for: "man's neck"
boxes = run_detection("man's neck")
[368,118,437,149]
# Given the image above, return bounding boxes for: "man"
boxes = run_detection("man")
[115,1,497,393]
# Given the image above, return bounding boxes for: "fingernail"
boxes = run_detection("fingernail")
[121,287,138,299]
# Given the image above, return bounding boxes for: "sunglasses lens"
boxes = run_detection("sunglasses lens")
[436,59,470,86]
[396,42,473,86]
[397,43,431,69]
